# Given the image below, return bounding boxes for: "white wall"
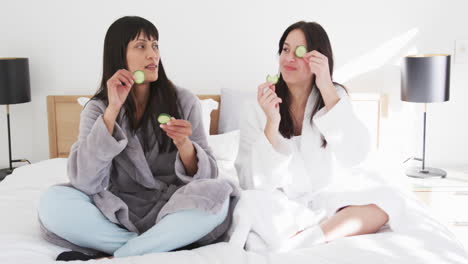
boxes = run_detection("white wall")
[1,0,467,169]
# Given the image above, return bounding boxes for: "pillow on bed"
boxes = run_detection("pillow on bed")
[199,98,218,136]
[207,130,239,162]
[219,88,256,133]
[77,97,218,137]
[207,130,240,186]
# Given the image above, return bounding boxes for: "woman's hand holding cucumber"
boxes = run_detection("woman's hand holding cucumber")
[303,50,339,110]
[303,50,334,92]
[257,82,282,146]
[160,118,198,176]
[257,82,282,125]
[107,69,136,112]
[103,69,135,134]
[160,118,193,149]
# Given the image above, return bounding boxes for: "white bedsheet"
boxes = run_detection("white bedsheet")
[0,158,466,264]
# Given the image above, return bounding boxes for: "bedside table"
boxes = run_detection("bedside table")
[410,170,468,248]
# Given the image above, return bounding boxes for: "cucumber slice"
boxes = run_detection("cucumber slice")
[158,113,171,124]
[133,70,145,84]
[266,74,279,84]
[295,45,307,58]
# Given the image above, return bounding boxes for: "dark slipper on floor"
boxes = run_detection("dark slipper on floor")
[56,251,111,261]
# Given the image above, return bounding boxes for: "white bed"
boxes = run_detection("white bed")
[1,158,467,264]
[0,94,467,263]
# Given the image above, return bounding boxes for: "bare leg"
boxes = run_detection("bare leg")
[319,204,389,242]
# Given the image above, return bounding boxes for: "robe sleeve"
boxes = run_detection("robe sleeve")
[235,100,294,190]
[67,100,128,195]
[313,85,371,167]
[174,91,218,183]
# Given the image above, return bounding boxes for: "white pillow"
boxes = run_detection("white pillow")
[198,98,218,137]
[77,97,218,137]
[77,97,90,106]
[207,130,240,187]
[207,129,240,162]
[219,88,256,133]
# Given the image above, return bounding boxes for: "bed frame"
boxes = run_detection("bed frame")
[46,95,220,159]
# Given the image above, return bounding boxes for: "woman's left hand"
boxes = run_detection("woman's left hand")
[303,50,334,91]
[160,118,192,148]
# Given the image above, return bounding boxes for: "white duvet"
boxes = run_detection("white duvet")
[0,158,466,264]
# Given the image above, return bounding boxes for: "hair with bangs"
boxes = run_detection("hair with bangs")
[92,16,180,153]
[275,21,346,148]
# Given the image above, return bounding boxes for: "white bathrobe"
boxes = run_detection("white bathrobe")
[236,85,370,199]
[229,85,462,252]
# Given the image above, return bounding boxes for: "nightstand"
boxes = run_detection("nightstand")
[410,170,468,249]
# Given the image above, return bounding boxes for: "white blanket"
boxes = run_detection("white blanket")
[0,159,467,264]
[228,167,467,255]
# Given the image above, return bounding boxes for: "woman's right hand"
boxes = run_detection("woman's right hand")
[257,82,282,126]
[106,69,135,112]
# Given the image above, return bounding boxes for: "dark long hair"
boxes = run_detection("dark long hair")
[276,21,346,148]
[92,16,180,153]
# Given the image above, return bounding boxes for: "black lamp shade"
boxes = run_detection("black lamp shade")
[401,54,450,103]
[0,58,31,105]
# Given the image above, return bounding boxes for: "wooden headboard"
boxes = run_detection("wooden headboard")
[47,95,221,159]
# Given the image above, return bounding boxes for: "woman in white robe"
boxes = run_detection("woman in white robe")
[232,21,392,252]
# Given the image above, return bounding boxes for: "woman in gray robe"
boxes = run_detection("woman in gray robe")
[38,16,235,260]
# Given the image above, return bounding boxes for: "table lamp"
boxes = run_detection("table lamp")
[0,58,31,180]
[401,54,450,178]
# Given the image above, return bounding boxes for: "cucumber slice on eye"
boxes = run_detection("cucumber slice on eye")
[158,113,171,124]
[266,74,279,84]
[295,45,307,58]
[133,70,145,84]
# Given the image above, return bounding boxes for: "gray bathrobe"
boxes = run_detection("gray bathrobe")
[40,87,238,254]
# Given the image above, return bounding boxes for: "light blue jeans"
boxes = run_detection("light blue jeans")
[38,186,229,257]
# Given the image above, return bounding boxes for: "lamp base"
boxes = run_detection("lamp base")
[0,168,14,181]
[406,166,446,179]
